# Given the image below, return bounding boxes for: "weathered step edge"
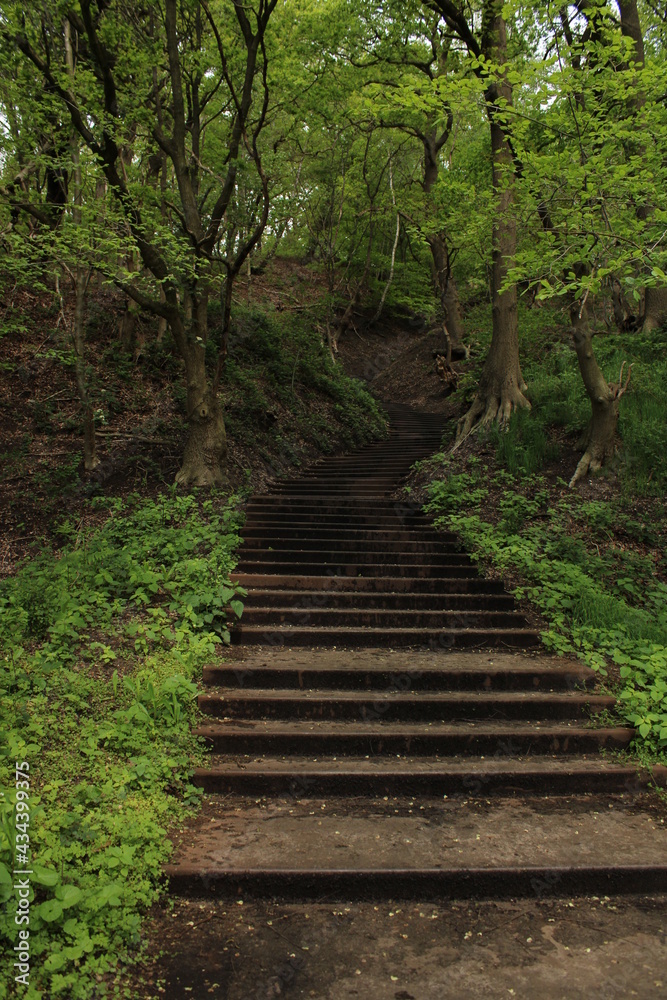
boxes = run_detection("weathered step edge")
[197,691,617,721]
[164,864,667,900]
[192,763,667,796]
[194,723,633,754]
[201,663,596,690]
[230,626,541,649]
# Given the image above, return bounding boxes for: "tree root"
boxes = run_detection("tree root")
[453,381,530,451]
[568,432,614,488]
[568,449,602,488]
[174,465,229,489]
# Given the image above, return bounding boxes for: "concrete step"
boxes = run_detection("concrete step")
[236,548,472,564]
[235,562,478,577]
[266,488,417,496]
[198,689,616,721]
[243,513,444,543]
[232,574,506,593]
[193,755,664,796]
[165,793,667,899]
[241,528,454,544]
[195,719,630,755]
[240,538,463,554]
[237,608,526,629]
[243,509,430,522]
[202,650,595,691]
[231,625,540,648]
[237,589,516,610]
[246,498,429,510]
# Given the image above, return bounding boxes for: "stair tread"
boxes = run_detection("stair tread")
[233,624,537,634]
[239,606,514,614]
[196,719,626,735]
[205,650,589,673]
[200,689,612,703]
[166,794,667,872]
[198,754,655,775]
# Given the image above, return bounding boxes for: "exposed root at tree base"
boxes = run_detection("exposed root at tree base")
[569,442,614,488]
[174,465,230,489]
[454,383,531,451]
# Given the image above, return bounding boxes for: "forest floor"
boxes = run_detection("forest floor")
[0,262,386,575]
[132,895,667,999]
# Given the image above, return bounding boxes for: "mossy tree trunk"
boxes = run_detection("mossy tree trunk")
[71,268,99,473]
[456,0,529,439]
[422,125,466,358]
[65,20,99,473]
[427,231,466,358]
[643,287,667,332]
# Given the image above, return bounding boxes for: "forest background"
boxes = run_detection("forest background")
[0,0,666,996]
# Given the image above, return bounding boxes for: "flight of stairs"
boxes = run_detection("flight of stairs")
[165,405,667,901]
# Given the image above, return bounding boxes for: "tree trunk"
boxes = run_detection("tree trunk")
[176,381,228,488]
[72,269,100,472]
[643,287,667,332]
[65,19,99,473]
[618,0,645,66]
[372,157,399,325]
[422,128,467,355]
[456,3,529,440]
[616,0,663,335]
[611,277,637,332]
[172,300,229,489]
[569,319,620,487]
[427,233,465,357]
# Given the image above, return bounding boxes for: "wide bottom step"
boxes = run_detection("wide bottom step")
[166,793,667,899]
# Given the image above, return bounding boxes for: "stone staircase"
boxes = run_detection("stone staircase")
[165,405,667,901]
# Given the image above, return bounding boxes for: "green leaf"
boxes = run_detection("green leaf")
[38,898,64,922]
[44,951,68,972]
[56,884,83,909]
[32,865,60,887]
[95,883,123,907]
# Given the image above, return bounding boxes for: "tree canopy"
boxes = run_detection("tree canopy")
[1,0,666,484]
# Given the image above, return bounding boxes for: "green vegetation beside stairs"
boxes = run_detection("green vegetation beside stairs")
[0,493,244,999]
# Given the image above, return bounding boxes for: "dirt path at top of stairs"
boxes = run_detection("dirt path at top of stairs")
[139,404,667,1000]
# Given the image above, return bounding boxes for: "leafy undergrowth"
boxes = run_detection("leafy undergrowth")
[0,492,244,999]
[223,305,387,463]
[422,463,667,756]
